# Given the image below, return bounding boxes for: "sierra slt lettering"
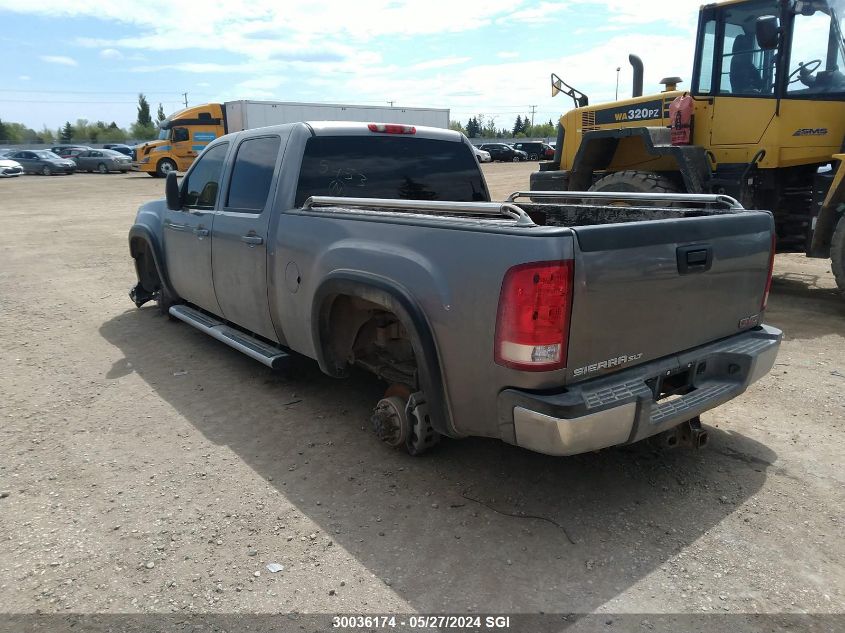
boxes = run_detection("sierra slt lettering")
[573,353,644,376]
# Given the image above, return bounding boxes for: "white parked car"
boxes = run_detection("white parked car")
[472,146,492,163]
[0,157,24,177]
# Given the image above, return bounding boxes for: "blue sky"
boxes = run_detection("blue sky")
[1,0,703,132]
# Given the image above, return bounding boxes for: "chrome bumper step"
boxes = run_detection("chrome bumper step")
[169,305,289,369]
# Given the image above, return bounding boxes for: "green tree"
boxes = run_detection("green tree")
[448,119,465,135]
[512,115,523,136]
[465,116,480,138]
[157,103,167,123]
[131,122,157,141]
[60,122,74,143]
[37,126,55,144]
[137,93,152,127]
[482,117,497,138]
[0,118,8,142]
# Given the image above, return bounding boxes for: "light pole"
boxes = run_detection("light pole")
[615,67,621,100]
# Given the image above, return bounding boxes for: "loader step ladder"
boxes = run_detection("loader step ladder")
[169,305,290,369]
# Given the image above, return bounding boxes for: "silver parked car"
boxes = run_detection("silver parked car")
[72,149,132,173]
[0,156,24,177]
[8,150,76,175]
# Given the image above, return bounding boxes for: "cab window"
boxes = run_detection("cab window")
[172,128,189,142]
[225,136,281,212]
[787,5,845,95]
[182,143,229,210]
[694,0,779,96]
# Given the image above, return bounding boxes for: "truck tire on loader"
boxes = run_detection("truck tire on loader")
[588,170,679,205]
[830,214,845,292]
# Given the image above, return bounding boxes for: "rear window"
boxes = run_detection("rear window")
[294,136,488,207]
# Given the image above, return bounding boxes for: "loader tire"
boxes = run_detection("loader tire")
[588,170,679,206]
[830,214,845,292]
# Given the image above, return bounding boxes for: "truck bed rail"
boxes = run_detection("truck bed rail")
[507,190,744,210]
[302,196,536,226]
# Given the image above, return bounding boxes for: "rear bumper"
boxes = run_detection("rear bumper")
[498,325,781,456]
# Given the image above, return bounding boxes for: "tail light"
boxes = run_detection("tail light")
[494,260,574,371]
[762,232,776,310]
[367,123,416,134]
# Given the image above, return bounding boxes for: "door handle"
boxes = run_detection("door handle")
[194,228,209,237]
[677,244,713,274]
[165,221,189,232]
[241,235,264,246]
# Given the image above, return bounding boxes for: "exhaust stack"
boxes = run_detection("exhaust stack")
[629,54,643,98]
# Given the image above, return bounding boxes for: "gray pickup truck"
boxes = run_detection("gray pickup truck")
[128,121,781,457]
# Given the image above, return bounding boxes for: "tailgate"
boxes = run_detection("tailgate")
[566,211,774,383]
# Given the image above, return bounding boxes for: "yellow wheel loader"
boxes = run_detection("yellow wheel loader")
[531,0,845,291]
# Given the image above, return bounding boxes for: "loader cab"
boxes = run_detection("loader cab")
[692,0,845,100]
[691,0,845,149]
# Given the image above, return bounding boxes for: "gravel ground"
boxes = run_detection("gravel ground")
[0,165,843,628]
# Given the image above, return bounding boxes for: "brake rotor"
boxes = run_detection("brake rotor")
[370,395,410,448]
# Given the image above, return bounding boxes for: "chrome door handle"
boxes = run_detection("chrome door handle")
[194,228,210,237]
[241,235,264,245]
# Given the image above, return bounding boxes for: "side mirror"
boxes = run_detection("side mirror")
[165,171,182,210]
[756,15,780,50]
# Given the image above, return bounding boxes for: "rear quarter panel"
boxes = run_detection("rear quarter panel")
[270,210,575,440]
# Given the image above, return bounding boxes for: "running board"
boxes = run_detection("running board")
[168,305,289,369]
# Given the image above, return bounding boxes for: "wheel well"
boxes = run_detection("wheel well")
[321,295,419,389]
[313,279,456,438]
[570,128,709,193]
[130,238,161,293]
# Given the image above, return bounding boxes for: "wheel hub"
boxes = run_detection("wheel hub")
[370,396,410,448]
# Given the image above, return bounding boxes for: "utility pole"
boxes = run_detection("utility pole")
[387,100,395,107]
[615,67,621,100]
[182,92,188,108]
[529,105,537,130]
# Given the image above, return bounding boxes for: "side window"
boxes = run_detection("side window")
[716,1,778,96]
[788,9,845,94]
[695,19,717,94]
[173,127,189,142]
[182,143,229,209]
[225,136,281,212]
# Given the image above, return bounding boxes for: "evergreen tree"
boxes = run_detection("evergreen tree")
[512,115,522,136]
[137,93,152,127]
[60,121,74,143]
[465,116,480,138]
[157,103,166,123]
[0,118,8,142]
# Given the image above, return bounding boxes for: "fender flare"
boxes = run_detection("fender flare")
[311,272,457,438]
[569,127,711,194]
[127,224,178,298]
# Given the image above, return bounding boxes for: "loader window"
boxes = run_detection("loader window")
[787,6,845,95]
[695,19,717,94]
[708,0,779,96]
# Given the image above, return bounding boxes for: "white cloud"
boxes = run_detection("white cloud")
[99,48,123,59]
[19,75,30,81]
[411,57,471,71]
[40,55,77,66]
[7,1,706,129]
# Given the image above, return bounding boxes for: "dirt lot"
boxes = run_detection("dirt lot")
[0,164,843,628]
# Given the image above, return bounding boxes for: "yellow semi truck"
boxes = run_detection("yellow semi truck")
[135,100,450,178]
[531,0,845,290]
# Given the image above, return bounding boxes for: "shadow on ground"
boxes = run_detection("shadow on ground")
[767,274,845,340]
[100,307,777,613]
